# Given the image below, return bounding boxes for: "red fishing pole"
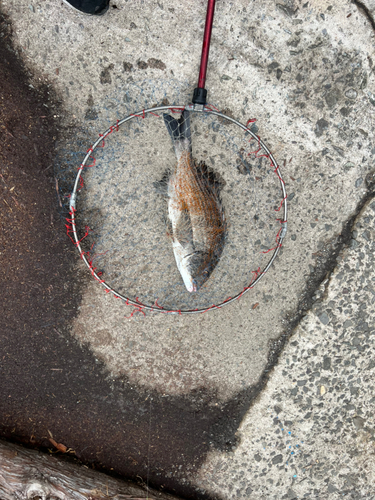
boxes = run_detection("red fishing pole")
[192,0,216,105]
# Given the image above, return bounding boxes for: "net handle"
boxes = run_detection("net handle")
[192,0,216,105]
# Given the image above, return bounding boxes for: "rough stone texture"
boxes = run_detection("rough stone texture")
[0,0,374,498]
[195,198,375,497]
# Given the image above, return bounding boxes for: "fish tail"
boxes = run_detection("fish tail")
[163,110,192,158]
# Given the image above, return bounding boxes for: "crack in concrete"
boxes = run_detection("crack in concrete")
[248,168,375,409]
[352,0,375,32]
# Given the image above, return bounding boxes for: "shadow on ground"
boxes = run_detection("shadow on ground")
[0,12,253,500]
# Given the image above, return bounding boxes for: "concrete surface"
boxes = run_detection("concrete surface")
[195,197,375,498]
[1,0,375,498]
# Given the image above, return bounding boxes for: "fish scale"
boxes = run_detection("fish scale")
[174,154,223,243]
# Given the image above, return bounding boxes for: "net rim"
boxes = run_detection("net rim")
[68,104,288,315]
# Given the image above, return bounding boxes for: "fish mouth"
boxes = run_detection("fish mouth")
[183,252,202,292]
[187,281,198,293]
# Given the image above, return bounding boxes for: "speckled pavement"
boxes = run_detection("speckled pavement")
[195,198,375,498]
[1,0,375,498]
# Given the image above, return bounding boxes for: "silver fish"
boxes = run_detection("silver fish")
[156,110,226,292]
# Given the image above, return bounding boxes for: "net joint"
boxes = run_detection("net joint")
[69,192,77,211]
[279,222,288,239]
[193,103,205,112]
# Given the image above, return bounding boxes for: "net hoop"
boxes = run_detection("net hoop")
[67,104,288,315]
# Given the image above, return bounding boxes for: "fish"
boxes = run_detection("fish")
[155,109,226,292]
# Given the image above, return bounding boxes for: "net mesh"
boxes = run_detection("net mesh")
[61,103,287,314]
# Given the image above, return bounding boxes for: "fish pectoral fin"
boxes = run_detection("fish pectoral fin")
[174,209,194,248]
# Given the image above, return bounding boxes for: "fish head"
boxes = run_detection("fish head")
[179,260,198,293]
[172,240,198,292]
[184,251,215,292]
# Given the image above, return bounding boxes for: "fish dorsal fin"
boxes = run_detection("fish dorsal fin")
[194,160,226,195]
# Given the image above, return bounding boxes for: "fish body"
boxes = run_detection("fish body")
[160,110,226,292]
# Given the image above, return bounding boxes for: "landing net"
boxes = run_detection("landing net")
[65,105,287,314]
